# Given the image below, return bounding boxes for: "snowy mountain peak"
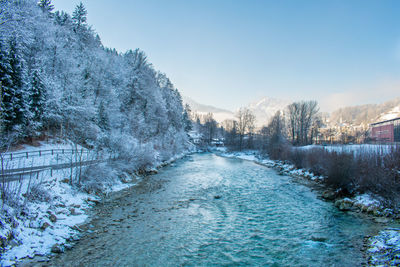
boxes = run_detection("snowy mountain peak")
[249,97,288,109]
[247,97,290,127]
[182,96,235,123]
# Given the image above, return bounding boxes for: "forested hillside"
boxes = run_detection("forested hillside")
[329,98,400,126]
[0,0,191,162]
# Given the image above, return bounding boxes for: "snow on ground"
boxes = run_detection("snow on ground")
[368,229,400,266]
[220,151,258,162]
[298,144,398,156]
[218,150,324,181]
[354,194,381,208]
[379,106,400,121]
[0,140,134,266]
[0,174,95,265]
[0,140,191,266]
[1,140,96,171]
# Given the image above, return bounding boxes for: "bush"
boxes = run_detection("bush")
[325,152,355,193]
[267,144,400,207]
[26,183,52,203]
[80,163,119,195]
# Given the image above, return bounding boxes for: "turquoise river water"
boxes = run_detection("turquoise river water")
[45,153,391,266]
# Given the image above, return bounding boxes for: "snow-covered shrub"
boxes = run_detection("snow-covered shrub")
[133,143,159,172]
[26,183,52,203]
[80,163,118,195]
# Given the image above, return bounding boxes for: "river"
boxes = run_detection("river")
[43,153,388,266]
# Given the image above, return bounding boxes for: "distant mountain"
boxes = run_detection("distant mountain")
[183,96,290,127]
[182,96,235,123]
[328,98,400,127]
[247,97,290,127]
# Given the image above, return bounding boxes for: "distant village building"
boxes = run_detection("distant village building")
[188,130,203,145]
[370,117,400,143]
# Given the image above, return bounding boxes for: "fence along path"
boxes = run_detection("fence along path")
[1,148,91,161]
[0,148,115,182]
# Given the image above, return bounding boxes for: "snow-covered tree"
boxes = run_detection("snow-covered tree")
[28,69,46,126]
[38,0,54,15]
[0,39,13,133]
[72,2,87,29]
[8,37,25,127]
[0,0,189,161]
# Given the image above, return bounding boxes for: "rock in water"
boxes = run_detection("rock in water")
[335,198,354,211]
[311,236,328,242]
[322,190,336,200]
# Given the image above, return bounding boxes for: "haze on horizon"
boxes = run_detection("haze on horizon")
[54,0,400,112]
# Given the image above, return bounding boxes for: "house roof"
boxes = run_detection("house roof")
[370,117,400,126]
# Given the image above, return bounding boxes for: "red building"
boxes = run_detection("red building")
[370,117,400,143]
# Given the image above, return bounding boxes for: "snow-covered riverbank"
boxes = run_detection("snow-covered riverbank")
[368,228,400,266]
[217,149,400,266]
[0,140,190,266]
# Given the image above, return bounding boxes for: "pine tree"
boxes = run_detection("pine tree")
[54,11,71,26]
[38,0,54,15]
[72,2,87,28]
[0,40,13,133]
[29,69,46,126]
[97,100,110,131]
[0,38,25,134]
[8,37,26,131]
[183,104,192,132]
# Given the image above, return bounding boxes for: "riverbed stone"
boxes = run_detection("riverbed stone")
[374,217,390,223]
[367,206,378,215]
[87,198,100,204]
[49,213,57,223]
[69,208,76,215]
[311,236,328,242]
[51,244,64,253]
[41,222,50,231]
[322,190,336,200]
[335,199,353,211]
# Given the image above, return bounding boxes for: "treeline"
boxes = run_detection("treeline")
[191,100,320,151]
[0,0,191,165]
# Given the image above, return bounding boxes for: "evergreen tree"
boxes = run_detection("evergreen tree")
[72,2,87,28]
[183,104,192,132]
[97,100,110,131]
[38,0,54,15]
[8,37,26,131]
[54,10,71,26]
[0,39,13,133]
[29,69,46,126]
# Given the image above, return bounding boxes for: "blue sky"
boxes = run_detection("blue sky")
[53,0,400,111]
